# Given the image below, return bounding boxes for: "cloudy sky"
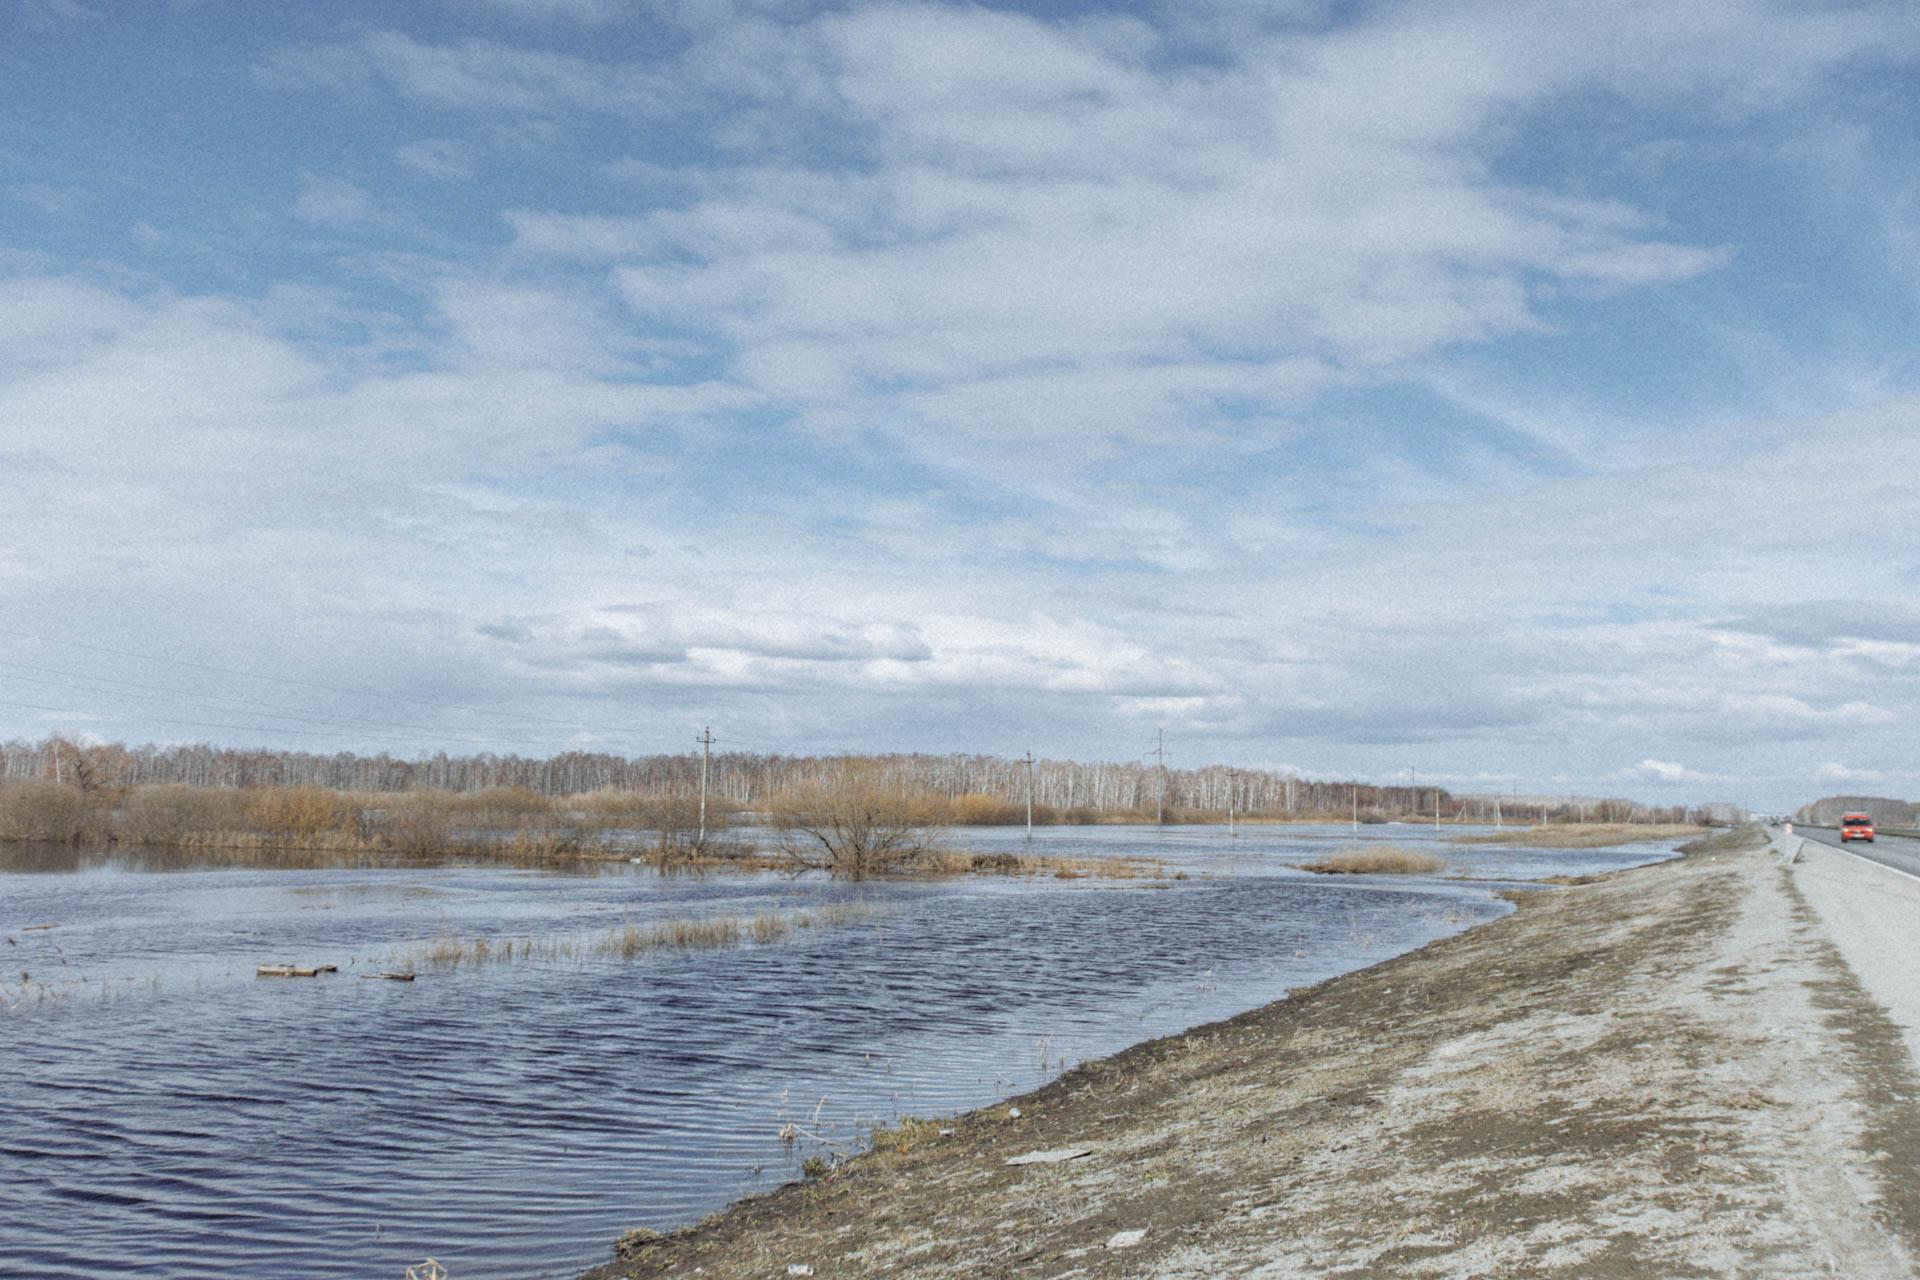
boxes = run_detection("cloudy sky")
[4,0,1920,808]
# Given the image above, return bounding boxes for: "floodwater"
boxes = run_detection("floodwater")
[0,823,1681,1280]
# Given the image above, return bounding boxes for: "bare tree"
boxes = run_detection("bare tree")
[766,764,949,878]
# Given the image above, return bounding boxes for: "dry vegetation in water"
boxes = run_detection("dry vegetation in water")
[1452,822,1701,849]
[0,780,761,867]
[393,901,883,971]
[1299,844,1445,875]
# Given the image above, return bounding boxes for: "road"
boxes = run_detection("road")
[1783,826,1920,1068]
[1795,823,1920,880]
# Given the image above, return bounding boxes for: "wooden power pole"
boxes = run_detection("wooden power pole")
[696,726,714,847]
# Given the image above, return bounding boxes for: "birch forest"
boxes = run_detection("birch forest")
[0,737,1689,823]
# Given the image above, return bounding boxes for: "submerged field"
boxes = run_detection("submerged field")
[0,823,1686,1280]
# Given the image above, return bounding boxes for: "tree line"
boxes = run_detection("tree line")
[0,736,1694,823]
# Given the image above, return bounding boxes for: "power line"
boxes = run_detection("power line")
[0,662,593,751]
[0,696,561,749]
[0,625,590,730]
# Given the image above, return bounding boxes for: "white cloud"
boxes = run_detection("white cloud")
[1813,762,1887,785]
[1635,759,1718,784]
[395,138,477,181]
[294,173,377,227]
[460,0,630,21]
[260,30,668,116]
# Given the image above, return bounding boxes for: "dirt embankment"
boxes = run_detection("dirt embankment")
[581,828,1920,1279]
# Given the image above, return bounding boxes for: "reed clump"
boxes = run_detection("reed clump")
[396,901,885,970]
[1452,823,1700,849]
[1300,845,1445,875]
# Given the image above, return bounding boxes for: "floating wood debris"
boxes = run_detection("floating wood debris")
[365,971,416,982]
[255,963,338,978]
[21,924,57,932]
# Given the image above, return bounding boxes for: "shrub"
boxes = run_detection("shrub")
[379,792,456,856]
[455,786,553,819]
[120,785,251,845]
[766,765,950,878]
[0,781,108,844]
[246,786,352,844]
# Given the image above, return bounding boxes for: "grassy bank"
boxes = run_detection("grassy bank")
[1450,822,1701,849]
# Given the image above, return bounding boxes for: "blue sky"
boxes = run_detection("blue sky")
[6,0,1920,809]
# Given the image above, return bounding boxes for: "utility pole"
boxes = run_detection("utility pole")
[1351,784,1358,837]
[1227,768,1236,838]
[1024,749,1035,840]
[696,726,714,848]
[1151,729,1167,825]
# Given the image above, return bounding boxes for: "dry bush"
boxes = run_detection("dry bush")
[1301,845,1445,875]
[496,825,596,860]
[576,788,655,823]
[766,766,950,878]
[582,789,736,861]
[246,786,353,844]
[452,787,554,821]
[1454,823,1700,849]
[378,791,457,856]
[0,781,109,844]
[942,793,1058,826]
[119,785,251,845]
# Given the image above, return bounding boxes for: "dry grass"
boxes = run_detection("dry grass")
[904,850,1166,879]
[866,1115,946,1157]
[1452,822,1701,849]
[396,901,883,970]
[1300,844,1446,875]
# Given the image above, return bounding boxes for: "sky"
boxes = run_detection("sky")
[4,0,1920,810]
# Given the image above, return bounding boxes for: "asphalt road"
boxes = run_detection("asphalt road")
[1785,827,1920,1070]
[1795,824,1920,881]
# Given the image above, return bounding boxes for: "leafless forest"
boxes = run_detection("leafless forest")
[0,737,1689,825]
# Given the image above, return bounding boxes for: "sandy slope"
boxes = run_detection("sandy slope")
[582,830,1920,1279]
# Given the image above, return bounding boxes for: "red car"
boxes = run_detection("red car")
[1840,812,1875,842]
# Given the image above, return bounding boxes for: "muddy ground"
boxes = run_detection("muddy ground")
[580,829,1920,1278]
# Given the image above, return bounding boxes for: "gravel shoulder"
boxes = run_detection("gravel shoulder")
[582,828,1920,1279]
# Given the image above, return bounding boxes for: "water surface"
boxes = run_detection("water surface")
[0,822,1678,1280]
